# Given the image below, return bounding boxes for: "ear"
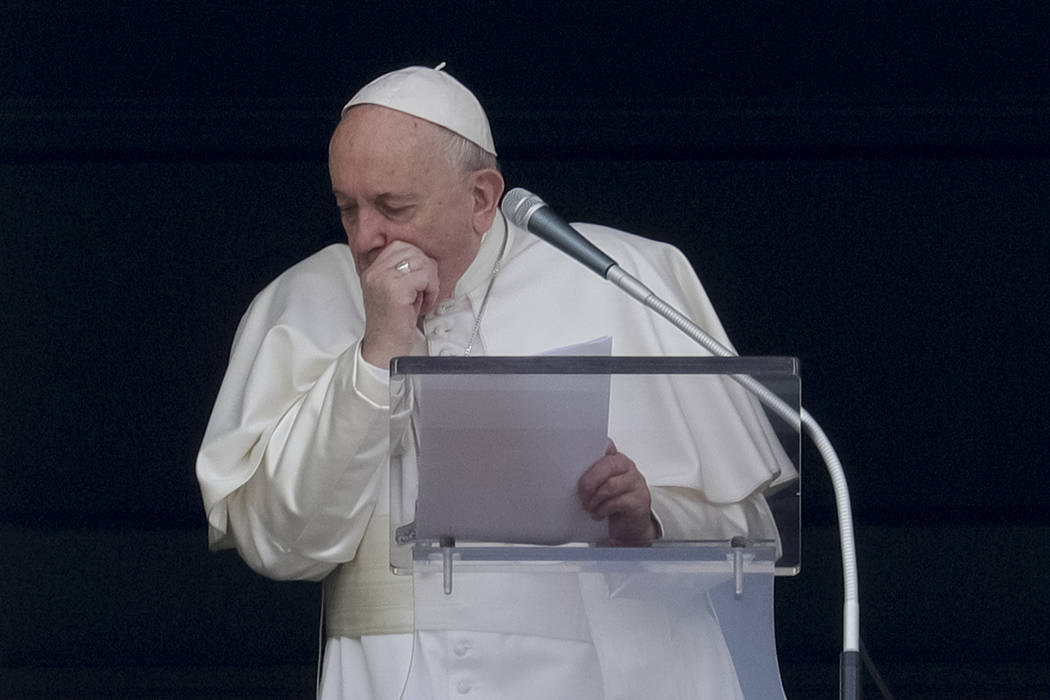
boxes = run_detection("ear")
[470,168,505,234]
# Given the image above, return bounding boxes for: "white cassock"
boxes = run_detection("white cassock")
[196,213,796,699]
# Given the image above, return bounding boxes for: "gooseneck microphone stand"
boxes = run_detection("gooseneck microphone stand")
[502,187,860,700]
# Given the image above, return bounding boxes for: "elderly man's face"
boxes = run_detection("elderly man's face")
[329,105,484,301]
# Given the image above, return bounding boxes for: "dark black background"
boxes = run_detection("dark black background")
[3,2,1049,697]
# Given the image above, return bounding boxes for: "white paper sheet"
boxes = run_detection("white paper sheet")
[413,338,612,544]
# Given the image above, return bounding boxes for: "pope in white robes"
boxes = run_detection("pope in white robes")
[196,65,794,699]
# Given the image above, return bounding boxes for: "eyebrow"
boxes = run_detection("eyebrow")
[375,193,419,206]
[331,190,420,208]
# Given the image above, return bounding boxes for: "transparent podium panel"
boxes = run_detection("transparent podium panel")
[390,356,800,571]
[402,544,785,700]
[387,356,800,699]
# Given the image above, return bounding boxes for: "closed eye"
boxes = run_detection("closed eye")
[337,204,358,224]
[379,202,414,221]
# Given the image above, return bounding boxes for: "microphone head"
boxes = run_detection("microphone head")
[501,187,547,229]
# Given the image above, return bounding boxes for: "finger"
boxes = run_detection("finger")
[417,265,441,315]
[364,245,438,304]
[579,468,627,512]
[380,246,439,314]
[358,243,439,366]
[577,451,632,505]
[369,241,434,276]
[373,239,426,262]
[607,507,658,546]
[588,487,650,521]
[583,471,648,518]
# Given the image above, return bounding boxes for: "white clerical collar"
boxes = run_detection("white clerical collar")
[451,211,511,299]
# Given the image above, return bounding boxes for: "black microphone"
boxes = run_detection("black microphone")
[501,188,618,278]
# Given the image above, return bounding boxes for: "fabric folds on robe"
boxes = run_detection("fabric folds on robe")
[196,214,797,699]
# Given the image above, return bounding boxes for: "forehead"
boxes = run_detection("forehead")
[329,105,448,195]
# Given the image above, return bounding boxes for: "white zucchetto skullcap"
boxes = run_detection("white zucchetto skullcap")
[342,62,496,156]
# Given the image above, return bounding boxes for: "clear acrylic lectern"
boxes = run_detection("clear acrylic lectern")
[388,356,800,700]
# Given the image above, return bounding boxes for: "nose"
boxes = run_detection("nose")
[347,206,387,256]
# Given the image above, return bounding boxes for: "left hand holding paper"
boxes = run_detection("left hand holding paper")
[577,439,658,546]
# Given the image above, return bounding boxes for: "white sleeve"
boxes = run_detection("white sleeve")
[214,343,393,581]
[649,484,780,546]
[195,247,405,581]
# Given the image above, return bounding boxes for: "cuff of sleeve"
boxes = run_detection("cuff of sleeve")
[352,343,391,408]
[650,509,665,540]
